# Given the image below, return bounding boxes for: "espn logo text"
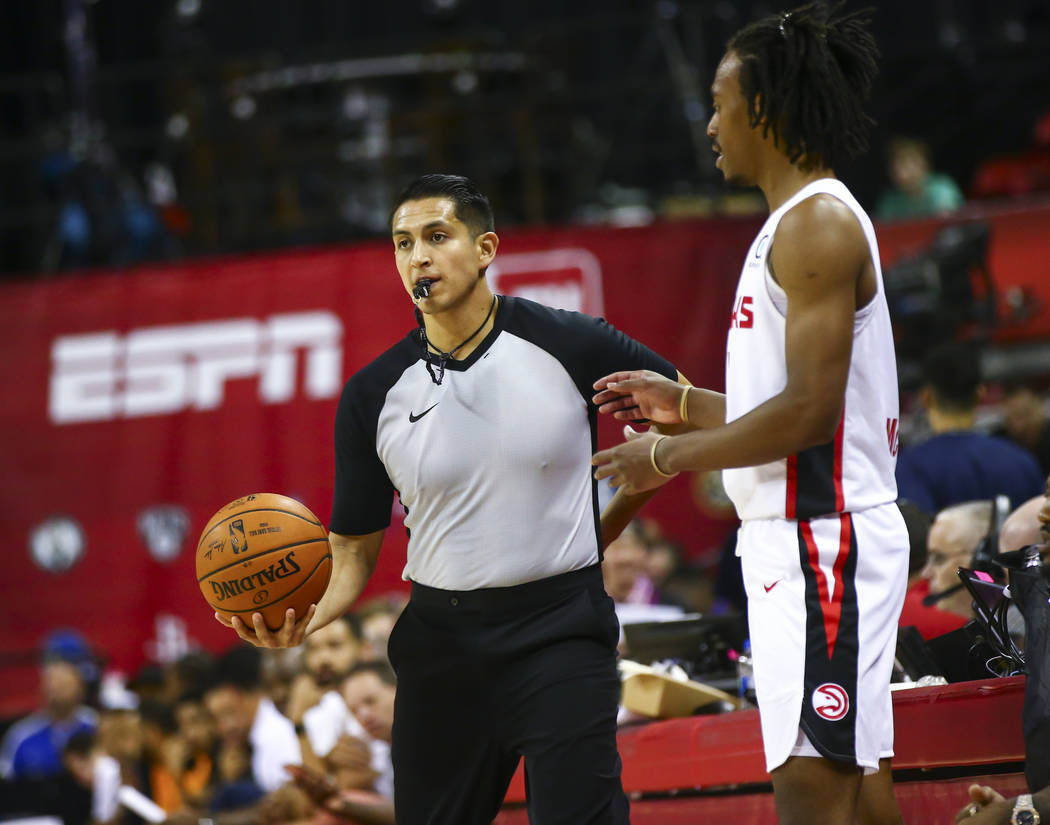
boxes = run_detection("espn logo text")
[49,311,342,424]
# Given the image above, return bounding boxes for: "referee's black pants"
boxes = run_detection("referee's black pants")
[387,563,630,825]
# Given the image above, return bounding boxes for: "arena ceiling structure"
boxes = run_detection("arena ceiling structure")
[1,0,1048,277]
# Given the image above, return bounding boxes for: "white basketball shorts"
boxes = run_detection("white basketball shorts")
[737,502,909,774]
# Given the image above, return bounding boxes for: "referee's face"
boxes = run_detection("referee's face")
[392,197,497,315]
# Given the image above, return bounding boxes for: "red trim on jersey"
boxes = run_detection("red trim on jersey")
[833,412,845,513]
[786,455,798,520]
[800,515,853,659]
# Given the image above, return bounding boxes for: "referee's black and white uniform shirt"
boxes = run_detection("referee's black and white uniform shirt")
[330,295,676,591]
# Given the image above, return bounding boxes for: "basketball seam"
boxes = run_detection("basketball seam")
[196,507,323,550]
[206,554,333,614]
[196,537,329,583]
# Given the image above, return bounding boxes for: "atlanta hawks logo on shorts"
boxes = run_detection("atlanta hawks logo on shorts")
[812,683,850,721]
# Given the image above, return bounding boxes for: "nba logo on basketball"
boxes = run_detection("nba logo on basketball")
[812,683,849,721]
[229,519,248,554]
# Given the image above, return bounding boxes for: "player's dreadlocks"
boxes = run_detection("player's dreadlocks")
[727,2,879,171]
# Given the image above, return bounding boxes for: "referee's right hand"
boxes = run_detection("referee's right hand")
[216,605,315,648]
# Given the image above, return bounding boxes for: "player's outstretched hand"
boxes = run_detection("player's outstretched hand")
[592,425,676,495]
[214,604,315,648]
[593,370,687,424]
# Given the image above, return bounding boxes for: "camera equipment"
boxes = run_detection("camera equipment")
[884,221,994,365]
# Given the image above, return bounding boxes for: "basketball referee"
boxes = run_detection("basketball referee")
[221,173,688,825]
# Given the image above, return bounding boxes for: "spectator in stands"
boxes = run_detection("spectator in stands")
[169,650,216,706]
[285,616,362,742]
[260,647,304,720]
[171,690,219,809]
[644,536,681,595]
[96,698,183,816]
[602,522,685,642]
[875,136,964,220]
[602,520,655,606]
[63,729,120,824]
[994,381,1050,475]
[0,630,99,781]
[918,500,995,621]
[997,475,1049,563]
[354,598,406,664]
[896,342,1044,514]
[286,615,387,794]
[895,502,967,640]
[138,699,184,814]
[203,645,301,796]
[284,660,398,825]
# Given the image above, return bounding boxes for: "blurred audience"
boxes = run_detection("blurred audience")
[993,381,1050,476]
[171,688,219,808]
[281,660,399,825]
[602,521,685,628]
[353,598,406,664]
[0,597,410,825]
[261,647,305,721]
[63,728,121,823]
[203,644,301,797]
[875,136,964,220]
[896,342,1044,515]
[1,630,99,781]
[917,500,994,622]
[287,614,391,797]
[971,107,1050,200]
[894,501,965,640]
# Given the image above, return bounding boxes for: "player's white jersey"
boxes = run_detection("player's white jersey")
[722,178,900,522]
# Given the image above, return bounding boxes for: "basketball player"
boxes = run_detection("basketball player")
[220,173,688,824]
[591,5,907,825]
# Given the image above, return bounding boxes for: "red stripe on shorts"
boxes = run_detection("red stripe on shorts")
[801,515,853,659]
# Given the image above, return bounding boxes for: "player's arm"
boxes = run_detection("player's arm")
[594,370,724,431]
[600,487,659,547]
[597,372,699,545]
[594,196,866,492]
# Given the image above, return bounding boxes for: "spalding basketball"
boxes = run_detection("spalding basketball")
[196,493,332,631]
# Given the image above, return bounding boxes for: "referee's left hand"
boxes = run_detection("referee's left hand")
[592,426,673,495]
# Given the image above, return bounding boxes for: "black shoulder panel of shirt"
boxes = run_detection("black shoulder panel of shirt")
[329,333,419,537]
[339,332,422,431]
[501,296,677,403]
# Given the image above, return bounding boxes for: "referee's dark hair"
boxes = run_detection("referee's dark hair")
[345,658,397,687]
[391,173,494,237]
[726,1,879,171]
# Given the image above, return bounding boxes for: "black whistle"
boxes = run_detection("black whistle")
[413,279,433,300]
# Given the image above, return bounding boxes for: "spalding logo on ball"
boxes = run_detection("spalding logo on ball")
[196,493,332,630]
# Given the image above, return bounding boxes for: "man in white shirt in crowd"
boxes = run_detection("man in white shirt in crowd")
[204,645,301,794]
[288,660,398,825]
[288,615,391,796]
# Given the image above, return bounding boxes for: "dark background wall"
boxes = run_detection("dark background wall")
[1,0,1048,277]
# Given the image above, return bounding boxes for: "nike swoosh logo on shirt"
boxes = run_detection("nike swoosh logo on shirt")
[763,580,782,593]
[408,403,439,423]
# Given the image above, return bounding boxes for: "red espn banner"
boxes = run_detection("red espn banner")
[6,202,1047,715]
[0,218,756,714]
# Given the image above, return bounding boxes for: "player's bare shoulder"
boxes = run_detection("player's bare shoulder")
[770,193,869,291]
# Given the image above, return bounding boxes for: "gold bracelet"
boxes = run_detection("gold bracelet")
[650,435,679,478]
[679,385,691,424]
